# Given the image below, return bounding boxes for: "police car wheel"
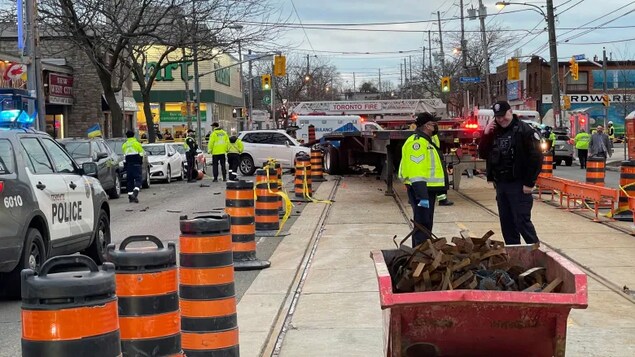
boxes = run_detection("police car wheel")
[107,175,121,199]
[165,166,172,184]
[0,228,45,298]
[142,167,151,189]
[84,209,110,264]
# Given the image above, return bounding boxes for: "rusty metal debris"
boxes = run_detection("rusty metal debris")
[389,227,562,294]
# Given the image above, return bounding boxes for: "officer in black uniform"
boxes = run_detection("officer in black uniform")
[184,129,198,182]
[478,101,543,245]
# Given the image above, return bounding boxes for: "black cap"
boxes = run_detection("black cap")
[415,112,437,127]
[187,129,195,133]
[492,101,511,117]
[126,130,135,138]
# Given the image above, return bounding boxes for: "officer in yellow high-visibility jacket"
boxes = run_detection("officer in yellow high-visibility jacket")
[574,129,591,169]
[207,122,229,182]
[432,134,454,207]
[227,135,244,180]
[399,113,449,247]
[122,130,145,203]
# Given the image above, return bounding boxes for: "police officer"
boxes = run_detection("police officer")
[122,130,145,203]
[574,128,591,169]
[479,101,542,245]
[207,122,229,182]
[399,112,449,247]
[184,129,198,182]
[227,135,244,180]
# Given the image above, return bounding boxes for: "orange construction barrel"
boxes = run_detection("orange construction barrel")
[539,153,553,178]
[294,153,312,199]
[179,215,239,357]
[226,180,270,270]
[585,157,606,186]
[615,160,635,221]
[308,124,316,143]
[107,235,182,357]
[21,255,121,357]
[255,168,280,233]
[311,148,326,182]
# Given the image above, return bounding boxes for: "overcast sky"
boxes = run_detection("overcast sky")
[270,0,635,90]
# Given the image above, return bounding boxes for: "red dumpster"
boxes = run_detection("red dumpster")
[370,246,588,357]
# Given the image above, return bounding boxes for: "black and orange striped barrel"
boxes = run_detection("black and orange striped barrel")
[107,236,182,357]
[310,148,326,182]
[586,157,606,186]
[21,255,121,357]
[294,153,312,198]
[618,161,635,215]
[179,215,238,357]
[255,168,280,232]
[308,124,316,143]
[539,153,553,178]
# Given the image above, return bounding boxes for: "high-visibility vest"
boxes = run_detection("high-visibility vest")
[574,132,590,150]
[207,129,229,155]
[398,134,446,187]
[122,138,144,156]
[227,139,244,154]
[432,135,441,147]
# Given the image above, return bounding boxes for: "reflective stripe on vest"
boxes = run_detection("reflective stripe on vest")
[399,135,446,186]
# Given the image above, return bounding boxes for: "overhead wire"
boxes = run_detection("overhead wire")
[289,0,316,55]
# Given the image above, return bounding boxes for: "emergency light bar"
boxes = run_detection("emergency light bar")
[0,109,36,127]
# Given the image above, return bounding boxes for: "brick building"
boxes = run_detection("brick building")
[478,56,635,133]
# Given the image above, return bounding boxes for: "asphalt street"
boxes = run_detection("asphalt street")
[0,171,303,357]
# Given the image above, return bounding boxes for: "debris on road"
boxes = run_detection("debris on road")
[388,229,561,294]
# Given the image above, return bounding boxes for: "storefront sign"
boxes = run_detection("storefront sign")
[160,110,207,123]
[48,73,73,105]
[214,62,231,86]
[542,94,634,104]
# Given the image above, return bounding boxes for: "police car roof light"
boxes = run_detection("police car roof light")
[0,109,36,128]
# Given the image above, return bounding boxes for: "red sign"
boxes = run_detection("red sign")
[48,73,73,105]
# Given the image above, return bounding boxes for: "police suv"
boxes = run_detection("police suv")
[0,117,111,297]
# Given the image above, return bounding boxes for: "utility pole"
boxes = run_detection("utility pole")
[191,0,202,147]
[248,50,253,131]
[409,56,413,99]
[26,0,45,131]
[400,63,403,96]
[378,68,382,96]
[271,63,276,128]
[353,72,356,92]
[422,47,426,73]
[460,0,468,116]
[603,47,608,128]
[182,48,192,129]
[546,0,561,128]
[236,39,245,130]
[477,0,492,106]
[437,11,445,72]
[428,30,433,67]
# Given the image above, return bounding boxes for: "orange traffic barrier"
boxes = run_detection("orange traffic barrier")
[107,236,182,357]
[226,180,270,270]
[310,148,326,182]
[585,157,606,186]
[255,168,280,233]
[294,153,312,199]
[308,124,316,143]
[536,176,618,221]
[179,215,239,357]
[615,160,635,221]
[539,153,553,178]
[21,255,121,357]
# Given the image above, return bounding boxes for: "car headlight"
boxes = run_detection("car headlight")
[151,161,164,166]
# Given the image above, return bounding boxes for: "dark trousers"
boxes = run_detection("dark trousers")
[578,149,588,168]
[125,163,142,194]
[186,153,196,180]
[495,180,539,245]
[227,153,240,178]
[406,185,437,247]
[212,154,227,180]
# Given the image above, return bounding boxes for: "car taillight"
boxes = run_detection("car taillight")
[0,181,3,193]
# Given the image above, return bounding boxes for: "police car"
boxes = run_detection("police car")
[0,111,111,297]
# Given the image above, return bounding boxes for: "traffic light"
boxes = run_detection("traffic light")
[261,74,271,91]
[441,76,450,93]
[274,55,286,77]
[507,58,520,81]
[602,94,610,107]
[569,57,579,81]
[563,95,571,110]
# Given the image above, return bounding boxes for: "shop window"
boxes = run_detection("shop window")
[45,114,64,139]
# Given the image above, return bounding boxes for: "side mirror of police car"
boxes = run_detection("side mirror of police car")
[95,152,108,161]
[285,140,291,147]
[82,162,98,177]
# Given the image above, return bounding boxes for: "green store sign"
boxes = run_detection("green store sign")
[214,62,231,86]
[160,110,207,123]
[144,61,193,82]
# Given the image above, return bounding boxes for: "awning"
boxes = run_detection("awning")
[101,93,139,112]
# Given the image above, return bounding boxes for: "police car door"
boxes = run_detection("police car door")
[41,137,94,238]
[19,136,71,240]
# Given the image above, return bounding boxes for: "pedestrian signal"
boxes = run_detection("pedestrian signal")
[441,77,450,93]
[261,74,271,91]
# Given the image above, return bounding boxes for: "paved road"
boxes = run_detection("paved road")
[552,142,625,189]
[0,173,300,357]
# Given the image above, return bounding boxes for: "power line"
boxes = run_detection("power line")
[289,0,316,55]
[562,37,635,45]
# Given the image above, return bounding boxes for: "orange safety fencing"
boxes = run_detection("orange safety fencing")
[536,176,619,222]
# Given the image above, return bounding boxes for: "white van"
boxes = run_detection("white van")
[295,115,383,142]
[476,109,541,129]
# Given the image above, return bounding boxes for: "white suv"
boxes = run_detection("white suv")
[238,130,310,175]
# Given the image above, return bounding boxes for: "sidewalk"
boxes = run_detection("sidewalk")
[237,175,635,356]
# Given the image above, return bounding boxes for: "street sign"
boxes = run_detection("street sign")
[573,54,585,61]
[459,77,481,84]
[245,53,273,62]
[262,94,271,105]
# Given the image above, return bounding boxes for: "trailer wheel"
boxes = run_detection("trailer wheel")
[324,146,341,175]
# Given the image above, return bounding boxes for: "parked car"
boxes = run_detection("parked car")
[553,130,574,166]
[237,130,310,175]
[105,138,151,189]
[143,143,185,183]
[1,125,110,297]
[58,138,122,199]
[169,143,206,174]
